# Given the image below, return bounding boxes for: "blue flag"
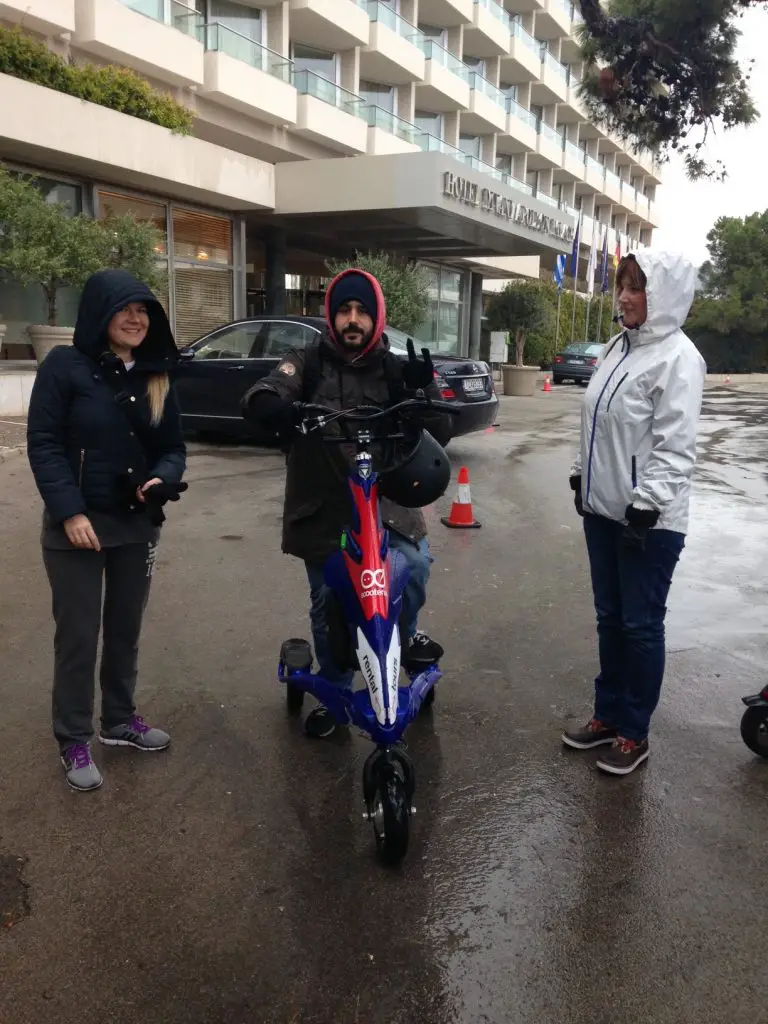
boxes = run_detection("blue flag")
[553,254,566,291]
[568,212,581,280]
[599,227,610,293]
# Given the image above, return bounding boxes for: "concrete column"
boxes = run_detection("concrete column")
[543,103,557,128]
[614,211,629,234]
[512,153,527,181]
[480,134,497,166]
[266,1,289,57]
[397,83,415,124]
[340,48,360,95]
[447,24,463,57]
[538,167,554,197]
[581,194,596,217]
[603,151,617,172]
[264,226,287,315]
[516,81,532,108]
[585,138,599,159]
[565,123,579,143]
[561,181,576,206]
[400,0,418,24]
[468,272,484,360]
[444,110,460,148]
[521,13,534,34]
[486,56,501,88]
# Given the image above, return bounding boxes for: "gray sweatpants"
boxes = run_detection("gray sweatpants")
[43,542,157,751]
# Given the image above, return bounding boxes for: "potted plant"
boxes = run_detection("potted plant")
[487,282,549,397]
[0,166,163,363]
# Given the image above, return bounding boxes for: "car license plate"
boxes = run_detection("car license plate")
[569,358,585,364]
[463,377,485,393]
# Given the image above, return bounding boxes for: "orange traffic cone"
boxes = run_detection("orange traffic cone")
[441,467,481,529]
[543,375,552,393]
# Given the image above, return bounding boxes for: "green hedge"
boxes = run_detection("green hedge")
[0,26,194,134]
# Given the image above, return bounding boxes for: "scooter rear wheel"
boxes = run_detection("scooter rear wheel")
[740,706,768,758]
[371,770,410,864]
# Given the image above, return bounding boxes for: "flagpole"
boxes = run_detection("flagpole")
[584,297,591,343]
[596,291,605,344]
[569,212,581,345]
[556,285,563,349]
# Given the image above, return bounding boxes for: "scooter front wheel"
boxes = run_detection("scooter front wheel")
[371,770,410,864]
[740,706,768,758]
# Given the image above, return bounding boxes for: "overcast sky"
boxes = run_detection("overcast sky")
[651,6,768,268]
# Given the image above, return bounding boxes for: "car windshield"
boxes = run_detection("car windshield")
[563,343,604,356]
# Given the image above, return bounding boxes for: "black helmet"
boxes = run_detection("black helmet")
[378,430,451,509]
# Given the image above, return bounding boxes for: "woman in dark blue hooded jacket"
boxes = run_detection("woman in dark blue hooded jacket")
[27,269,187,792]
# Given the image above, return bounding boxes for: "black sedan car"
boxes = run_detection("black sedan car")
[552,342,604,386]
[174,315,499,442]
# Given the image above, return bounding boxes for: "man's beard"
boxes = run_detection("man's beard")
[340,326,374,349]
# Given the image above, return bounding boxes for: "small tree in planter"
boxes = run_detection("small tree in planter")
[0,167,163,362]
[487,281,550,396]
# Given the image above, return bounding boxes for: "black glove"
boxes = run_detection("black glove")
[621,504,660,551]
[142,481,189,526]
[402,338,435,392]
[245,391,299,439]
[569,474,584,517]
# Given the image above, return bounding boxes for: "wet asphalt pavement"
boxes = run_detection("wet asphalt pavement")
[1,385,767,1024]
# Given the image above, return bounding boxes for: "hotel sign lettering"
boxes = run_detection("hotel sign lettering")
[442,171,575,244]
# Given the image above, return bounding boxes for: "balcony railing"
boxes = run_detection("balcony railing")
[417,132,466,159]
[293,69,365,117]
[206,23,293,82]
[563,138,585,163]
[120,0,204,41]
[538,121,562,146]
[535,190,559,209]
[421,38,469,80]
[510,21,540,55]
[566,66,581,85]
[604,168,622,192]
[462,155,505,180]
[366,105,418,144]
[560,201,579,218]
[585,155,604,178]
[467,71,505,107]
[506,97,537,129]
[367,1,424,47]
[507,175,534,196]
[541,48,569,81]
[474,0,512,29]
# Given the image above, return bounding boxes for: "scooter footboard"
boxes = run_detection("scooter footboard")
[278,668,354,725]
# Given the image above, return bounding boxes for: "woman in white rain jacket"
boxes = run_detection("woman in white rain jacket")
[562,249,706,776]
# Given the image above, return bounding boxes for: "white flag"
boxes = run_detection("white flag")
[586,219,599,298]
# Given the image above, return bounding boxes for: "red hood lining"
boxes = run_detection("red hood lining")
[324,268,387,360]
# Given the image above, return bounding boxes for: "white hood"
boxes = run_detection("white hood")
[624,249,697,347]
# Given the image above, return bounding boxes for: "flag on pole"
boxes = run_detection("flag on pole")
[553,254,566,291]
[599,227,610,294]
[586,219,598,298]
[568,212,581,279]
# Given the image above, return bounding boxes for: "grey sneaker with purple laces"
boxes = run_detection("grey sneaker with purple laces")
[99,714,170,751]
[61,743,103,792]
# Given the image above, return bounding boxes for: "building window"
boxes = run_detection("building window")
[459,134,481,160]
[292,43,337,83]
[496,154,513,175]
[194,0,261,39]
[419,24,446,44]
[414,264,468,355]
[414,110,443,140]
[360,81,396,112]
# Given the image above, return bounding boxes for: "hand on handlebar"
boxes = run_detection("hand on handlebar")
[402,338,435,392]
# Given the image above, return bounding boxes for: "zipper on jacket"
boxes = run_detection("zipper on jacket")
[631,455,637,490]
[605,372,629,413]
[585,334,631,505]
[79,449,85,488]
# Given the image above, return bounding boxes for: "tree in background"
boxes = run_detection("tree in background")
[0,166,164,325]
[325,250,429,334]
[686,209,768,371]
[576,0,758,180]
[486,281,551,366]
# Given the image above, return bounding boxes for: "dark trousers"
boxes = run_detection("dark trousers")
[583,514,685,742]
[43,543,156,750]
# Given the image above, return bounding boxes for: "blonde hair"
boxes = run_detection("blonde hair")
[147,373,170,426]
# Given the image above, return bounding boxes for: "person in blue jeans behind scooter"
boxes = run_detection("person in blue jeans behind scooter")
[241,269,452,738]
[563,250,706,775]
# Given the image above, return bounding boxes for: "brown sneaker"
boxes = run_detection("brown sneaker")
[596,737,650,776]
[562,718,617,750]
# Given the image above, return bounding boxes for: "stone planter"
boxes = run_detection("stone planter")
[502,364,539,397]
[27,325,74,364]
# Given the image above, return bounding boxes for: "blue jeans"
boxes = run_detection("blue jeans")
[305,534,433,689]
[583,514,685,742]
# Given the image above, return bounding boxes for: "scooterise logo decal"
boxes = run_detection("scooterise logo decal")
[360,568,386,599]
